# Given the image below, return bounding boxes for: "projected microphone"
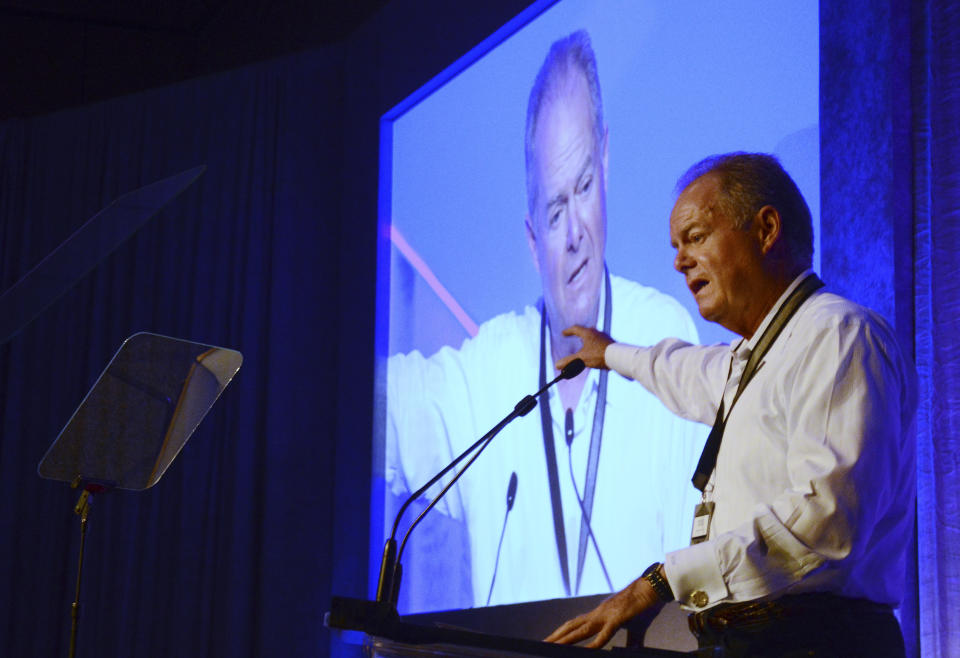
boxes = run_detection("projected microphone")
[486,471,518,605]
[377,358,585,607]
[565,408,614,594]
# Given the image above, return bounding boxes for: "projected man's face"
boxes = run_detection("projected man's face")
[525,73,609,345]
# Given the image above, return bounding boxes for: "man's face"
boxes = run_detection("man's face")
[669,175,767,337]
[525,74,608,335]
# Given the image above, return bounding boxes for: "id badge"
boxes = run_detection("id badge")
[691,501,715,545]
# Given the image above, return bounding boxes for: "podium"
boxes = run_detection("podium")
[328,596,695,657]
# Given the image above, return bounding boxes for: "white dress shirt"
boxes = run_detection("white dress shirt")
[605,272,917,611]
[386,274,706,609]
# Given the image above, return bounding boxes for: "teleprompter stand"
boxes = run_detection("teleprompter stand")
[38,332,242,658]
[0,166,218,657]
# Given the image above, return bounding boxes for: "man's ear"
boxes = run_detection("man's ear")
[755,205,783,255]
[525,213,541,275]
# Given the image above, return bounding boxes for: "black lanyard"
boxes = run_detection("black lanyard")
[539,268,612,596]
[691,274,825,492]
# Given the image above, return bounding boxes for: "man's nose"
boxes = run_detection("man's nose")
[674,247,692,273]
[566,200,585,250]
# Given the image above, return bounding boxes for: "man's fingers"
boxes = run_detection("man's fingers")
[544,617,582,643]
[543,623,567,643]
[555,355,574,371]
[545,615,606,646]
[545,617,588,644]
[584,624,616,649]
[547,576,656,648]
[562,325,586,338]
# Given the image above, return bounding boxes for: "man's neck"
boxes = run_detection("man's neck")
[547,272,605,411]
[740,267,810,341]
[551,332,589,411]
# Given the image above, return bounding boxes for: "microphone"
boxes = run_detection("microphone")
[560,357,585,379]
[486,472,518,605]
[377,358,586,607]
[565,409,614,594]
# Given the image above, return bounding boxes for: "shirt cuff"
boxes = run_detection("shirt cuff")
[663,541,729,611]
[604,342,643,376]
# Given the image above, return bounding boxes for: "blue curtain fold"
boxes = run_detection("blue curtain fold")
[915,1,960,655]
[822,1,960,656]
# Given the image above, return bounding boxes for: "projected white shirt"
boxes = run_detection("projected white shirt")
[605,277,917,611]
[386,274,705,610]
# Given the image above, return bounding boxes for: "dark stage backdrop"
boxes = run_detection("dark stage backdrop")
[0,48,347,656]
[0,1,957,657]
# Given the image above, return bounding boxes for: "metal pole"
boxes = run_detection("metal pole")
[69,489,91,658]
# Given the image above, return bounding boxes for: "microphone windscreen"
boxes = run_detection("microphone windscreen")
[506,472,518,510]
[561,358,585,379]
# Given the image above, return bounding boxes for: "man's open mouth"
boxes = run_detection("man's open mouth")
[690,279,708,295]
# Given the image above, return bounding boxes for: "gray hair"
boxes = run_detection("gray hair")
[676,152,814,267]
[524,30,605,219]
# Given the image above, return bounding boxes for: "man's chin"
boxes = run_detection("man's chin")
[696,302,719,323]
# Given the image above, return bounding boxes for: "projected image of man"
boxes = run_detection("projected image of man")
[386,30,705,611]
[524,37,608,413]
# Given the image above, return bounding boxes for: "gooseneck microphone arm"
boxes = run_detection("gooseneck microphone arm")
[376,358,585,607]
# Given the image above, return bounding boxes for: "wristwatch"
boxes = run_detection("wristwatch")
[641,562,674,602]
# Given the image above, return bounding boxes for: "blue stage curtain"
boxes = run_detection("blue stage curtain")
[0,49,347,657]
[913,1,960,655]
[823,1,960,656]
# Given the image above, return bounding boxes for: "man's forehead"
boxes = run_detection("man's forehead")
[533,73,594,149]
[541,89,596,151]
[539,68,590,121]
[670,177,720,231]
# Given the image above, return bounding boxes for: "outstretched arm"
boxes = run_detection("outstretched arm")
[544,574,663,648]
[555,325,614,372]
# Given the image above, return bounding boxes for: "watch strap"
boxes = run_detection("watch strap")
[642,562,674,602]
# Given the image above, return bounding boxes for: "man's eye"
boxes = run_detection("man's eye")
[549,209,562,226]
[578,176,592,194]
[689,233,704,244]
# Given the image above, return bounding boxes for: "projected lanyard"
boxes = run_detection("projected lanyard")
[539,268,611,597]
[689,273,824,544]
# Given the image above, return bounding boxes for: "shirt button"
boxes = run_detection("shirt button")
[689,590,710,608]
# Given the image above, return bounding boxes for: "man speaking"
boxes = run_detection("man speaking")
[548,152,916,656]
[386,31,704,609]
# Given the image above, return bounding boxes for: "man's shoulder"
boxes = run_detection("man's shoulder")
[791,289,916,404]
[792,289,906,365]
[388,306,542,385]
[802,290,895,335]
[610,273,689,311]
[472,304,541,340]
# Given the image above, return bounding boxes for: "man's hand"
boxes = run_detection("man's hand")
[544,575,662,648]
[556,325,615,372]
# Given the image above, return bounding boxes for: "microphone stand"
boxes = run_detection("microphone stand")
[376,359,585,608]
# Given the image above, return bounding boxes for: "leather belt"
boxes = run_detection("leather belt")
[688,593,893,636]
